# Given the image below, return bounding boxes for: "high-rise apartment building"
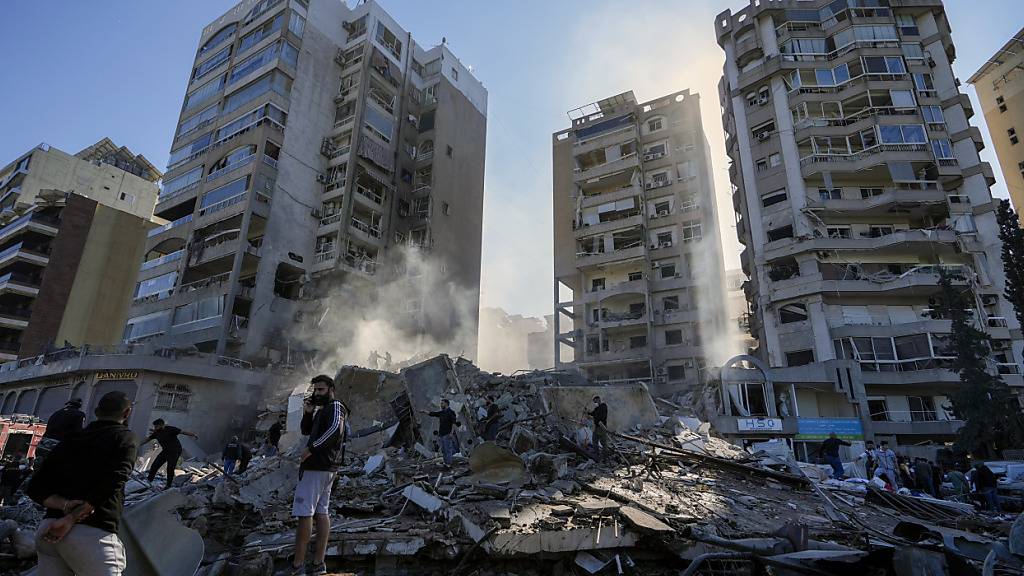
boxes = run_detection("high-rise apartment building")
[715,0,1024,456]
[969,27,1024,213]
[127,0,487,362]
[553,90,728,395]
[0,140,160,360]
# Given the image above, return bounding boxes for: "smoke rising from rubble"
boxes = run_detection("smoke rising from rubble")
[293,246,480,375]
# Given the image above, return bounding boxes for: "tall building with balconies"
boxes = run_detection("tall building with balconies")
[553,90,728,395]
[127,0,486,362]
[969,26,1024,213]
[715,0,1024,457]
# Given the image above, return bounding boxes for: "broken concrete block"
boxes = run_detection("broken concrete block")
[575,551,611,574]
[469,441,526,484]
[575,497,620,516]
[414,442,435,459]
[549,505,574,517]
[618,506,674,535]
[486,527,638,556]
[402,484,445,513]
[363,452,386,476]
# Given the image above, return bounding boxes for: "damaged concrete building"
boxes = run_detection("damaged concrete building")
[125,0,487,363]
[714,0,1024,458]
[0,140,161,360]
[552,90,729,395]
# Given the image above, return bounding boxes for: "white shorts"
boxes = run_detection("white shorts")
[292,470,335,517]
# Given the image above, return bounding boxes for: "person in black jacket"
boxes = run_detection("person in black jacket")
[290,375,346,576]
[36,398,86,469]
[140,419,198,489]
[588,396,610,457]
[481,396,502,442]
[422,399,460,466]
[222,437,241,476]
[26,391,136,575]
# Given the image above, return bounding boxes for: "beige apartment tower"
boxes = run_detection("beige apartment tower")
[716,0,1024,456]
[125,0,487,364]
[553,90,728,395]
[969,27,1024,213]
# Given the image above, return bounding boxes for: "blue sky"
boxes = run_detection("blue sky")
[0,1,1018,319]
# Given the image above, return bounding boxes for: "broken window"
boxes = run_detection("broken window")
[274,262,304,300]
[653,200,671,216]
[656,232,673,247]
[591,278,606,291]
[647,117,664,132]
[762,189,787,207]
[663,296,680,311]
[612,228,642,251]
[665,330,683,345]
[667,365,686,381]
[779,303,808,324]
[628,271,643,282]
[629,335,647,349]
[659,263,676,279]
[680,220,702,243]
[860,188,883,199]
[908,396,937,421]
[868,225,894,238]
[826,226,851,239]
[868,399,889,421]
[785,349,814,367]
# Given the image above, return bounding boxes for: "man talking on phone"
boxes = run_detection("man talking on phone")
[289,375,346,575]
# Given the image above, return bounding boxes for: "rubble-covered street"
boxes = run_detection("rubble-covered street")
[2,355,1023,575]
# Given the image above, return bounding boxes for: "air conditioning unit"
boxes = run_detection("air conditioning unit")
[657,210,669,217]
[650,244,659,250]
[643,151,665,161]
[660,241,673,249]
[757,133,770,141]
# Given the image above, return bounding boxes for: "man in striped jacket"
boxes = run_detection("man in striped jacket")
[290,374,346,576]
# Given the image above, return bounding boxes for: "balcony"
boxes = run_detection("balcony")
[0,272,40,297]
[575,245,646,269]
[349,218,382,241]
[582,278,648,304]
[0,241,49,268]
[354,184,385,207]
[805,188,946,215]
[592,308,648,329]
[198,193,248,219]
[0,213,59,244]
[0,341,20,360]
[0,305,31,330]
[574,214,644,239]
[206,154,256,183]
[799,144,931,176]
[140,249,185,272]
[573,152,639,183]
[579,346,650,365]
[765,229,959,260]
[870,419,964,437]
[148,214,193,238]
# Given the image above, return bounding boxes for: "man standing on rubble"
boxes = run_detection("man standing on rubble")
[875,441,899,488]
[265,415,284,457]
[913,458,936,496]
[481,396,502,442]
[291,375,346,576]
[588,396,610,458]
[222,436,241,476]
[855,440,877,480]
[140,419,199,489]
[972,462,1001,513]
[818,432,850,480]
[26,391,136,575]
[422,399,460,467]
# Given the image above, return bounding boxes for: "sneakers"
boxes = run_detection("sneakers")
[309,563,327,575]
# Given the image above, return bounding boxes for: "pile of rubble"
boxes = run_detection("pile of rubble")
[2,354,1024,575]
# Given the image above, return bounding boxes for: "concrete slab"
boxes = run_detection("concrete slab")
[618,506,674,534]
[120,490,204,576]
[364,452,386,476]
[402,484,445,513]
[469,441,526,484]
[541,384,659,433]
[486,526,638,556]
[575,497,621,516]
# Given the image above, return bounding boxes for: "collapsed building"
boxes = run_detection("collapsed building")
[2,354,1021,576]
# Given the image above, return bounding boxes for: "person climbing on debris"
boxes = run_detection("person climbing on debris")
[140,419,198,489]
[588,395,610,458]
[237,440,253,474]
[265,415,285,457]
[421,399,460,467]
[875,441,899,488]
[855,440,877,480]
[26,391,137,576]
[36,398,86,468]
[222,436,241,476]
[481,395,502,442]
[817,432,850,480]
[291,374,347,576]
[972,462,1001,513]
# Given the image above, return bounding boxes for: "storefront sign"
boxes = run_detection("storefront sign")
[737,417,783,432]
[796,417,863,440]
[96,370,139,381]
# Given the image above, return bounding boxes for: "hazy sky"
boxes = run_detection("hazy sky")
[0,1,1018,319]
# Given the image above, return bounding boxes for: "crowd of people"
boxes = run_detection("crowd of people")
[819,433,1005,513]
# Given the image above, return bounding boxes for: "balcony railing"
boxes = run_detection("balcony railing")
[799,143,929,167]
[178,272,231,294]
[350,218,382,238]
[148,214,193,238]
[319,214,342,227]
[315,249,336,263]
[0,242,48,263]
[206,154,256,182]
[0,272,40,287]
[158,180,201,204]
[199,193,247,217]
[355,184,384,205]
[263,155,279,169]
[140,250,184,271]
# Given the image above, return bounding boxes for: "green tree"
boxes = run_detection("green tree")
[997,199,1024,331]
[929,271,1024,457]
